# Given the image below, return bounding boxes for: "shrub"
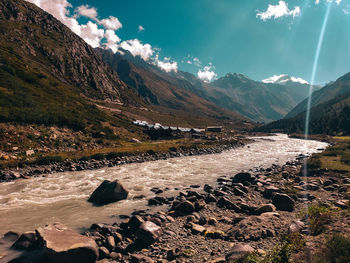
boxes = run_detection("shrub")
[302,203,333,235]
[147,149,156,155]
[169,147,177,152]
[36,155,64,165]
[313,234,350,263]
[341,154,350,165]
[307,156,322,170]
[91,153,105,160]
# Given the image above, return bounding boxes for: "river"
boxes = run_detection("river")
[0,134,328,236]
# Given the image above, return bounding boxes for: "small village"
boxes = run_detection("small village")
[133,120,223,140]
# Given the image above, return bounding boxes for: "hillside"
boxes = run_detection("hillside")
[286,73,350,118]
[259,73,350,135]
[0,0,145,132]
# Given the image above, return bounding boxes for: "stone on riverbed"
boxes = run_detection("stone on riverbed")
[136,221,162,246]
[225,244,254,262]
[88,179,128,206]
[272,193,295,212]
[36,222,99,263]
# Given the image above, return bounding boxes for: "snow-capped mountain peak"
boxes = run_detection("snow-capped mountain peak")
[262,74,309,85]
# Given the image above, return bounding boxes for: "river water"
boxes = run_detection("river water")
[0,134,328,236]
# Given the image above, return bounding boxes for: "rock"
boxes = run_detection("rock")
[232,172,253,184]
[208,217,218,225]
[205,194,217,203]
[136,221,162,246]
[109,252,122,260]
[233,188,246,196]
[174,200,195,215]
[334,200,349,209]
[3,231,19,242]
[289,220,305,233]
[106,236,116,251]
[36,222,98,263]
[190,223,206,235]
[128,215,145,232]
[272,193,294,212]
[210,257,226,263]
[263,186,280,198]
[195,199,206,211]
[217,197,241,212]
[26,150,35,156]
[130,254,154,263]
[11,232,38,250]
[228,216,276,241]
[226,244,254,262]
[98,246,109,259]
[199,216,207,225]
[130,138,141,143]
[255,204,276,215]
[88,180,128,205]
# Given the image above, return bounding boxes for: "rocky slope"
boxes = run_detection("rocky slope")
[261,73,350,135]
[286,73,350,118]
[0,0,135,102]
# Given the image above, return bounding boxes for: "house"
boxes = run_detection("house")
[206,126,223,132]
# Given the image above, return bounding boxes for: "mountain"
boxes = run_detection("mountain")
[179,73,318,123]
[0,0,143,131]
[96,48,249,128]
[260,73,350,135]
[286,73,350,118]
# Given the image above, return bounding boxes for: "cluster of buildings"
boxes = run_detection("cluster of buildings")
[133,120,222,139]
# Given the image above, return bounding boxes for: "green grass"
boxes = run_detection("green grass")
[313,234,350,263]
[300,203,333,236]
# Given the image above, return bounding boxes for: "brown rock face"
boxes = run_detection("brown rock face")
[0,0,136,103]
[36,222,99,263]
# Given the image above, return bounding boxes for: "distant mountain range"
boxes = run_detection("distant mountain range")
[260,72,350,135]
[97,48,319,123]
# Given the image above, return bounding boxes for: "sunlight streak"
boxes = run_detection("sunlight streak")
[304,3,332,139]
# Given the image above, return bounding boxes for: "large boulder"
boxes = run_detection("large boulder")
[88,180,128,205]
[11,231,38,250]
[232,173,253,184]
[272,193,295,212]
[36,222,99,263]
[136,221,162,246]
[225,244,254,262]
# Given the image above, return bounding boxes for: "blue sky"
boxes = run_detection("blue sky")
[28,0,350,85]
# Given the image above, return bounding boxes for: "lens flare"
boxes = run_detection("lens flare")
[304,3,332,139]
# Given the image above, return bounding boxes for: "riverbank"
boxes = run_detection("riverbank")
[2,135,348,262]
[0,136,251,183]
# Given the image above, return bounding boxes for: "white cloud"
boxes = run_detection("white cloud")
[105,29,121,53]
[262,74,309,85]
[26,0,179,73]
[154,55,178,72]
[120,39,154,61]
[76,5,97,20]
[138,25,145,32]
[100,16,123,30]
[197,64,217,82]
[257,1,301,21]
[316,0,342,5]
[80,21,105,48]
